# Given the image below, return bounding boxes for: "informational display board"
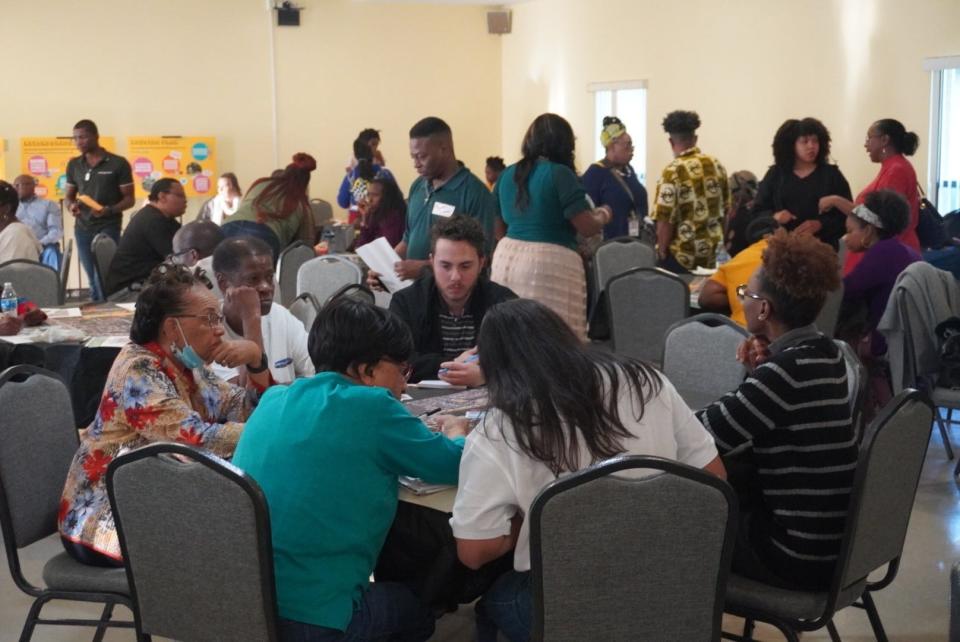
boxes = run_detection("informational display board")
[20,136,116,200]
[0,138,6,181]
[127,136,216,199]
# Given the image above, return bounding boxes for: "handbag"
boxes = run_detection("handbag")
[916,183,948,249]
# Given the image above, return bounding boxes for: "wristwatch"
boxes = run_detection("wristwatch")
[247,352,269,374]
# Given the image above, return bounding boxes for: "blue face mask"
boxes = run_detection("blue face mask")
[170,318,204,370]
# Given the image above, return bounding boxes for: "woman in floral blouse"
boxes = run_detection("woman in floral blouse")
[58,264,268,566]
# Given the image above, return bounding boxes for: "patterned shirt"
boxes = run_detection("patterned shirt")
[438,307,476,359]
[58,342,252,560]
[652,147,730,270]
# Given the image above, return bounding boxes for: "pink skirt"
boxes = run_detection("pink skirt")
[491,237,587,340]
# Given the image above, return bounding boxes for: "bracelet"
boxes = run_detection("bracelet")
[246,352,269,374]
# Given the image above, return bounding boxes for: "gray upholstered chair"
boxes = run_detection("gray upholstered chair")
[296,255,362,308]
[0,259,63,306]
[835,339,868,442]
[309,198,334,240]
[288,291,320,332]
[91,232,117,299]
[590,236,656,312]
[723,389,933,642]
[662,313,748,409]
[815,283,844,338]
[0,365,138,641]
[951,561,960,642]
[606,267,689,365]
[277,241,316,307]
[60,239,73,302]
[106,443,278,642]
[325,282,375,307]
[529,456,737,642]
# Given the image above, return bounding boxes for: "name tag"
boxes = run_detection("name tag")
[432,202,455,217]
[274,357,292,368]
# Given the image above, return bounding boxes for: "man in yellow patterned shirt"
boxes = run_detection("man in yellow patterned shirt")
[652,110,731,273]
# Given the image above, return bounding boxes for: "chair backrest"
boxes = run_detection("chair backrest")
[0,366,78,555]
[60,238,74,301]
[835,340,868,440]
[325,283,376,307]
[529,456,737,642]
[0,259,63,306]
[833,390,933,595]
[276,241,316,307]
[92,233,117,296]
[592,237,656,302]
[815,283,844,338]
[310,198,334,232]
[662,314,748,402]
[607,267,689,364]
[951,561,960,642]
[288,292,319,332]
[107,443,278,642]
[296,255,362,307]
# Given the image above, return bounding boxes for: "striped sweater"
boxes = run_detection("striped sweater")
[696,326,856,588]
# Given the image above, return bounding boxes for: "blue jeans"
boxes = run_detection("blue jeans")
[75,223,120,301]
[278,582,435,642]
[476,570,531,642]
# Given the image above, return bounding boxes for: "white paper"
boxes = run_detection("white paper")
[92,336,130,348]
[355,237,413,294]
[42,307,82,318]
[0,332,43,344]
[410,380,466,390]
[115,302,137,312]
[691,266,717,276]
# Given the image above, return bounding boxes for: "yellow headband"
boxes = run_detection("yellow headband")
[601,122,627,148]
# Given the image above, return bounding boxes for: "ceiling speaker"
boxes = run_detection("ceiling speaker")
[487,10,512,35]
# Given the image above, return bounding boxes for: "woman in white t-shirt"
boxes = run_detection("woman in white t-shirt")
[450,299,725,642]
[197,172,243,226]
[0,181,41,263]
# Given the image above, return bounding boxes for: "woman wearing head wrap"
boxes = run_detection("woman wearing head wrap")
[222,153,318,260]
[581,116,649,239]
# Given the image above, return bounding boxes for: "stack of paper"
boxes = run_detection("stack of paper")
[399,476,455,496]
[355,237,413,293]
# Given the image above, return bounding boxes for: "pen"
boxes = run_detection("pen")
[417,407,442,419]
[438,353,479,376]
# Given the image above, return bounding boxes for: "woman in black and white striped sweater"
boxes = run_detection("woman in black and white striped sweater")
[697,229,856,591]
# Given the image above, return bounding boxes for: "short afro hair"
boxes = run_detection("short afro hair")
[409,117,451,140]
[758,229,840,329]
[430,214,486,257]
[860,189,910,240]
[662,110,701,136]
[307,298,413,376]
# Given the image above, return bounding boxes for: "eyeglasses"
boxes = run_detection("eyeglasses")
[167,247,197,261]
[382,357,413,381]
[736,284,765,301]
[175,311,224,328]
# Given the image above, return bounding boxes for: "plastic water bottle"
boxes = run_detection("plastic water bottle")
[716,245,731,267]
[1,283,17,317]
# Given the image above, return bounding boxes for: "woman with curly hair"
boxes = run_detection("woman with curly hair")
[223,152,318,259]
[58,264,268,566]
[696,230,856,591]
[491,113,613,339]
[750,117,851,249]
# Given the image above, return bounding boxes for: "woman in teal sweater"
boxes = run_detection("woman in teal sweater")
[232,299,469,641]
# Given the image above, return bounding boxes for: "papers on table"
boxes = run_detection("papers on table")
[409,380,466,390]
[88,336,130,348]
[355,237,413,294]
[691,266,717,276]
[399,476,455,496]
[115,302,137,312]
[42,307,82,319]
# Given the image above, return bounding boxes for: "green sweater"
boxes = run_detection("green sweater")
[231,372,464,630]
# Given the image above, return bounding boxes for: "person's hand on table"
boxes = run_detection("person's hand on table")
[22,308,47,327]
[432,414,473,440]
[394,259,427,281]
[366,270,386,292]
[793,219,822,236]
[439,347,484,387]
[0,315,23,336]
[773,210,795,225]
[211,339,263,370]
[736,336,771,373]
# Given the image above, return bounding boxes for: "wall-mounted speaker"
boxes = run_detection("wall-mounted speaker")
[487,10,512,35]
[277,2,301,26]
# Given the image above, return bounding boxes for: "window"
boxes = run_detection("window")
[926,57,960,213]
[589,81,647,185]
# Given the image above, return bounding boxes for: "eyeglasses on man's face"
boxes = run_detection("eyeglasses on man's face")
[736,284,764,301]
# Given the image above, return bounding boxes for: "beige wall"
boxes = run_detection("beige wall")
[1,0,502,289]
[500,0,960,200]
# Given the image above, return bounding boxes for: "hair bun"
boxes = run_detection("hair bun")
[289,153,317,173]
[602,116,621,127]
[902,131,920,156]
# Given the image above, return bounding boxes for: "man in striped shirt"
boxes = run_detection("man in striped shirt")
[697,230,856,590]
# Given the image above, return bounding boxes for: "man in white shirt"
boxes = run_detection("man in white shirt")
[210,237,314,384]
[14,175,62,269]
[171,221,225,297]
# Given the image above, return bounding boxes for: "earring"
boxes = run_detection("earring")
[758,314,767,321]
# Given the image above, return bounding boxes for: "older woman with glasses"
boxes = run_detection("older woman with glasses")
[582,116,649,239]
[58,263,268,567]
[232,298,469,642]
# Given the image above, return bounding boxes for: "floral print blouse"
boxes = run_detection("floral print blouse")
[58,341,252,561]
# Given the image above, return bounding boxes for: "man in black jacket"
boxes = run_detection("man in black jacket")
[390,215,515,385]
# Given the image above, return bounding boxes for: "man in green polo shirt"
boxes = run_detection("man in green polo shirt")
[64,119,135,301]
[393,117,495,280]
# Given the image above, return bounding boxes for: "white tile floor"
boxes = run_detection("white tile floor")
[1,431,957,642]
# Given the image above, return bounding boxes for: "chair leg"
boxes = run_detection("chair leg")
[861,592,888,642]
[954,454,960,478]
[826,619,842,642]
[936,413,955,460]
[742,618,755,640]
[91,601,115,642]
[18,594,52,642]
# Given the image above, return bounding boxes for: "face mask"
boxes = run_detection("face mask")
[170,318,204,370]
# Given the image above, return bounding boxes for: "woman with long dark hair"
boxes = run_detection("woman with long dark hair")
[491,114,613,339]
[750,117,851,248]
[451,299,724,642]
[338,138,394,225]
[354,176,406,249]
[223,152,317,260]
[820,118,922,273]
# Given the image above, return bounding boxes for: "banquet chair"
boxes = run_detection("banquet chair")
[662,314,748,410]
[296,255,362,309]
[277,241,316,307]
[107,443,278,642]
[288,292,320,332]
[722,390,933,642]
[0,259,63,306]
[606,267,689,365]
[529,455,737,641]
[0,365,139,641]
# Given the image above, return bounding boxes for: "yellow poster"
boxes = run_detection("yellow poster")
[127,136,216,199]
[20,136,116,200]
[0,139,6,181]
